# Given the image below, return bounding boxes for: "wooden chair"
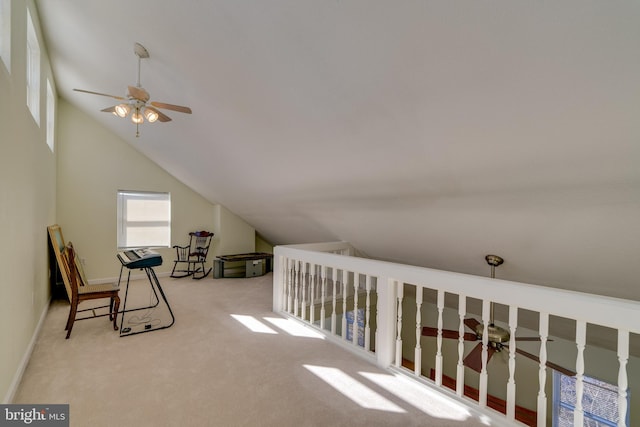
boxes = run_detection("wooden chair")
[170,231,214,279]
[61,242,120,338]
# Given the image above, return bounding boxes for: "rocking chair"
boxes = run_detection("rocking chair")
[171,231,214,279]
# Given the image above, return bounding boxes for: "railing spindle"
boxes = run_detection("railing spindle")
[309,263,316,325]
[365,275,371,351]
[342,270,349,340]
[286,258,293,314]
[617,329,629,427]
[281,257,286,312]
[301,262,307,321]
[293,260,300,317]
[415,286,423,376]
[435,289,444,386]
[331,268,337,335]
[507,305,518,421]
[320,266,327,330]
[395,280,403,367]
[479,299,490,407]
[537,312,549,427]
[574,321,586,427]
[352,273,360,346]
[456,294,466,396]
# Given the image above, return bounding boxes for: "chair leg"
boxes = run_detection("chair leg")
[171,261,193,278]
[112,295,120,331]
[170,261,179,277]
[190,261,198,279]
[192,261,211,279]
[65,300,79,339]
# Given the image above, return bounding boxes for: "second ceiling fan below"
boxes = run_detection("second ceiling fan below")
[421,255,576,377]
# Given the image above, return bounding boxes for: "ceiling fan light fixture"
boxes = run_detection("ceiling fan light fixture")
[74,43,192,136]
[143,107,159,123]
[115,103,131,118]
[131,110,144,124]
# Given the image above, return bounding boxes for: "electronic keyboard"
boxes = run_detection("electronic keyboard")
[117,248,163,269]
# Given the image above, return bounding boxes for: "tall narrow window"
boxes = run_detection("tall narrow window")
[0,0,10,72]
[553,371,629,427]
[46,79,55,151]
[26,8,40,124]
[117,191,171,249]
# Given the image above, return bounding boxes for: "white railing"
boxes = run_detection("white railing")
[273,241,640,427]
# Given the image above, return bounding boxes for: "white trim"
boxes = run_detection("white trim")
[46,79,55,152]
[3,298,51,404]
[275,242,640,334]
[0,0,10,72]
[26,7,40,125]
[116,190,171,249]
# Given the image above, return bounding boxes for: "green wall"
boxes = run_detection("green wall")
[55,98,239,281]
[0,0,256,403]
[0,0,56,403]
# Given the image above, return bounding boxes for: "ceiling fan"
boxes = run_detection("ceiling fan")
[421,255,576,377]
[73,43,192,137]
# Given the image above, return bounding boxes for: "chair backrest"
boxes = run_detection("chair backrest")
[48,224,72,301]
[61,242,81,302]
[189,231,214,260]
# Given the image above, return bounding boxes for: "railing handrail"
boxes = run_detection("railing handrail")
[275,242,640,334]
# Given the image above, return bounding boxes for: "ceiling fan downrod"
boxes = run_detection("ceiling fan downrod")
[478,254,510,346]
[485,254,504,279]
[133,43,149,88]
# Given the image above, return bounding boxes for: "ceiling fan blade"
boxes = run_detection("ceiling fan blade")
[463,343,497,373]
[150,101,192,114]
[146,106,172,123]
[101,106,116,113]
[128,86,150,102]
[513,348,576,377]
[422,326,478,341]
[464,318,482,332]
[515,337,545,342]
[73,88,126,101]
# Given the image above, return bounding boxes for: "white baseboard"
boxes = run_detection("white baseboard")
[3,299,51,404]
[3,270,174,403]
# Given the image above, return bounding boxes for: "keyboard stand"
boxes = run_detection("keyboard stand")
[117,264,175,337]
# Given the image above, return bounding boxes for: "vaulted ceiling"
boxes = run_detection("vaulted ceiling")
[36,1,640,301]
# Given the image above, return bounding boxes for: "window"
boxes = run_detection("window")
[0,0,10,72]
[553,371,629,427]
[117,191,171,249]
[26,8,40,124]
[46,79,55,151]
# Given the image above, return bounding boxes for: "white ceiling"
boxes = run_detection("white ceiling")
[36,1,640,301]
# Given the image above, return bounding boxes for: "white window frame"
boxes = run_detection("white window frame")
[26,8,40,124]
[0,0,10,72]
[46,78,55,151]
[552,370,629,427]
[117,190,171,249]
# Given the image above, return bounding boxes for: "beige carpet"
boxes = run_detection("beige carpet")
[13,273,494,427]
